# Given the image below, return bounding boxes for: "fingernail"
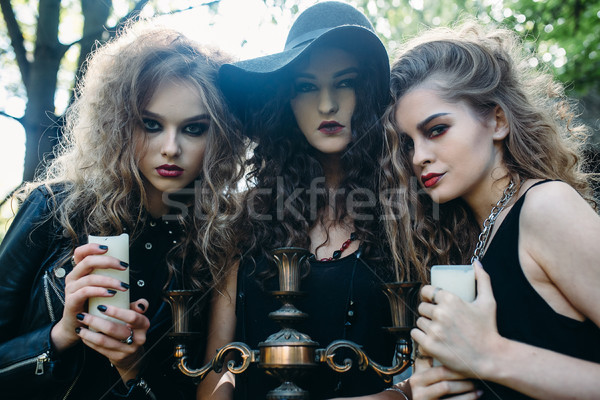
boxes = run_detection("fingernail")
[138,303,146,311]
[76,313,85,321]
[120,282,130,290]
[99,245,108,250]
[75,327,81,334]
[97,305,107,312]
[119,261,129,268]
[107,289,117,295]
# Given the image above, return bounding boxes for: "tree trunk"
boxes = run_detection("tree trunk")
[22,0,114,182]
[22,0,62,181]
[73,0,112,98]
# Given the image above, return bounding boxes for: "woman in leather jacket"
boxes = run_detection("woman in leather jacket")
[0,21,244,399]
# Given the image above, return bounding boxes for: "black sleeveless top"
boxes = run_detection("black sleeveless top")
[480,181,600,399]
[234,250,396,399]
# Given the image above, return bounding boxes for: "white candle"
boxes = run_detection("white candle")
[430,265,475,366]
[88,234,129,325]
[430,265,475,302]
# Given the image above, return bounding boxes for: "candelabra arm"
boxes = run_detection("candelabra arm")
[174,343,212,379]
[320,339,412,384]
[174,342,258,379]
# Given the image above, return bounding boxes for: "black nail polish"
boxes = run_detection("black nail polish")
[99,245,108,250]
[75,327,81,334]
[76,313,85,321]
[107,289,117,295]
[119,261,129,268]
[97,305,107,312]
[120,282,130,290]
[138,303,146,311]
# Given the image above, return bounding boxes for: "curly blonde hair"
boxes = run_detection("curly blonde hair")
[22,21,245,291]
[381,20,594,282]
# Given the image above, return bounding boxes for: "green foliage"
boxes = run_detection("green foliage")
[501,0,599,95]
[354,0,599,96]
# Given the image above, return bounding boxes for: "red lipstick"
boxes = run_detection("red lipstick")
[318,120,344,135]
[157,164,184,177]
[421,172,444,188]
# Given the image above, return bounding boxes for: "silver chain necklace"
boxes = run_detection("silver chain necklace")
[471,180,518,263]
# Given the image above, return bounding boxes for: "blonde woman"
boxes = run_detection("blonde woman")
[0,22,244,399]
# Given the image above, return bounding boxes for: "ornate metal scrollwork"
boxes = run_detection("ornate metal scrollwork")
[173,341,258,379]
[319,337,413,384]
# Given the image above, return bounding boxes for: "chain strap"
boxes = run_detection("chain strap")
[471,180,518,264]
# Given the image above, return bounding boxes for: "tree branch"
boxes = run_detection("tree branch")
[0,110,24,123]
[64,0,222,48]
[111,0,151,36]
[61,0,152,48]
[0,0,31,91]
[111,0,222,36]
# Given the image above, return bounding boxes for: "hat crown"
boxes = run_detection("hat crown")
[284,1,375,50]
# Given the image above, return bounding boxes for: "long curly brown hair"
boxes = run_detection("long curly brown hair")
[21,22,245,291]
[381,20,595,282]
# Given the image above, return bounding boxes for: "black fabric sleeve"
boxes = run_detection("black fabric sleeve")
[0,188,81,397]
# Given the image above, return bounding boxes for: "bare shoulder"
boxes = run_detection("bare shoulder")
[518,179,600,272]
[518,179,600,271]
[520,180,597,226]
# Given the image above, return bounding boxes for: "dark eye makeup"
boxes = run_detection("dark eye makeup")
[142,118,161,133]
[294,81,317,93]
[183,121,210,136]
[141,117,209,137]
[337,77,356,89]
[428,124,449,138]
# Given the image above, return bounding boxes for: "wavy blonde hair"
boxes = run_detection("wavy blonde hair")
[381,20,594,282]
[22,21,245,291]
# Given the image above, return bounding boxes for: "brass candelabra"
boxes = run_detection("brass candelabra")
[166,247,420,399]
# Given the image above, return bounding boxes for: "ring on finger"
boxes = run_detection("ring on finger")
[70,255,77,268]
[432,286,442,304]
[121,328,134,345]
[415,347,430,359]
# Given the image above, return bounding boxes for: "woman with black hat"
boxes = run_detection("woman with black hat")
[198,1,414,399]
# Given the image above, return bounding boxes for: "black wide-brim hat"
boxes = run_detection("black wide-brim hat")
[219,1,390,115]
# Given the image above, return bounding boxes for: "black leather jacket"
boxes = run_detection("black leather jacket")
[0,187,203,399]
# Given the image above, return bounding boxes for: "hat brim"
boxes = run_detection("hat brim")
[219,25,390,115]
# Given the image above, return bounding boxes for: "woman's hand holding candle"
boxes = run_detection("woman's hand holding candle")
[411,262,502,380]
[428,264,475,368]
[76,299,151,382]
[409,356,480,400]
[50,240,151,382]
[51,242,128,353]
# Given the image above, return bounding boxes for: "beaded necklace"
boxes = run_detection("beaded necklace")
[310,232,357,262]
